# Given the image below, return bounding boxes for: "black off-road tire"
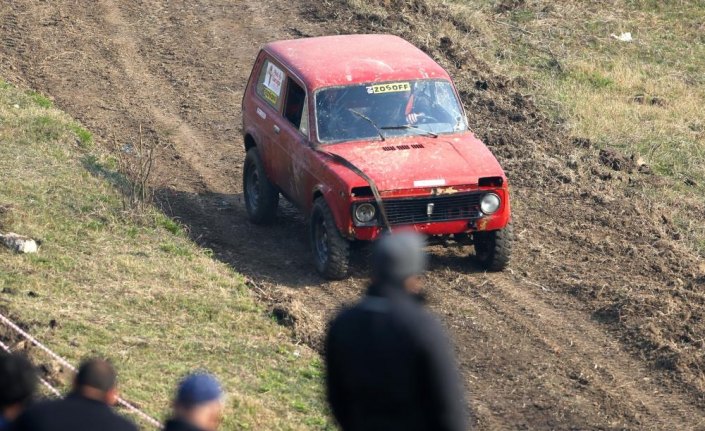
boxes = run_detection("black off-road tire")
[473,222,513,271]
[310,197,350,280]
[243,147,279,224]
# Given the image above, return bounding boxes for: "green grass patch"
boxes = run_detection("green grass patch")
[442,0,705,255]
[155,213,185,236]
[69,123,93,148]
[569,69,614,89]
[0,82,331,429]
[159,242,192,257]
[27,90,53,108]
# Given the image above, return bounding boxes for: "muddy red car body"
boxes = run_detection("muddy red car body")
[242,34,513,279]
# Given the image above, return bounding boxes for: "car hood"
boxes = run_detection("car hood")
[323,133,505,192]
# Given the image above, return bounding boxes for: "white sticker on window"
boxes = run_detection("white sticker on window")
[414,179,446,187]
[263,62,284,97]
[366,82,411,94]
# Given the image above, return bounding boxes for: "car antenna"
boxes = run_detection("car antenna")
[348,108,385,141]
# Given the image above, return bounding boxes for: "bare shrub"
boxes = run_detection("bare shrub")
[111,124,159,213]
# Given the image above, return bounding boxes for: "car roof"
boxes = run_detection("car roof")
[263,34,451,91]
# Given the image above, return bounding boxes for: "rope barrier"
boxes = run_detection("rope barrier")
[0,339,61,397]
[0,312,162,428]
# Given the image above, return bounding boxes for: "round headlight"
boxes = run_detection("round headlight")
[480,193,501,215]
[355,203,376,223]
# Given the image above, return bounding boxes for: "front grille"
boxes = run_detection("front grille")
[382,192,483,225]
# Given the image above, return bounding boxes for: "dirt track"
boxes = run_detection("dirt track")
[2,0,705,429]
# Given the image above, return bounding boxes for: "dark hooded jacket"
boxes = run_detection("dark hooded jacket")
[12,394,137,431]
[325,282,469,431]
[163,418,206,431]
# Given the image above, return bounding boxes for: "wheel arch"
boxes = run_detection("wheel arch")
[244,133,256,151]
[311,185,353,240]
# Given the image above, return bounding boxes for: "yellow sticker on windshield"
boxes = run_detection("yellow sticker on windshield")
[366,82,411,94]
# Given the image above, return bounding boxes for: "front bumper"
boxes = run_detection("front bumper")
[347,189,510,240]
[351,213,508,241]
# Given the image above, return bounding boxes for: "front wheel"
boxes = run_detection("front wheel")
[473,222,513,271]
[310,197,350,280]
[243,147,279,224]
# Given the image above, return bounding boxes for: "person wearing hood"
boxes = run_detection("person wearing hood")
[164,373,224,431]
[325,232,469,431]
[0,353,37,430]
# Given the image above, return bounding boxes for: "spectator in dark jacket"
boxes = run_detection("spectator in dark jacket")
[163,373,224,431]
[325,232,469,431]
[14,358,137,431]
[0,352,37,430]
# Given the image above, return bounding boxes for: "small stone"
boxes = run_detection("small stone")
[572,137,591,148]
[0,233,40,253]
[599,148,634,172]
[638,164,653,174]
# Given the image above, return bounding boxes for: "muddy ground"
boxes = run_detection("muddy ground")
[2,0,705,429]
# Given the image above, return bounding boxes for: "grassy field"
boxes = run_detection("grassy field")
[0,79,331,429]
[444,0,705,252]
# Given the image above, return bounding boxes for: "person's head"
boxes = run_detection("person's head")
[371,231,428,294]
[0,352,37,421]
[73,358,119,406]
[172,373,224,431]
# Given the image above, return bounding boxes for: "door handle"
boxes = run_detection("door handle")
[273,125,280,134]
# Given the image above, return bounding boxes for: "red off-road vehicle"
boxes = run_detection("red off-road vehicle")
[242,34,512,279]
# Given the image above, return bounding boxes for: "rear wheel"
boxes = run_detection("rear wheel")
[310,197,350,280]
[473,222,513,271]
[243,147,279,224]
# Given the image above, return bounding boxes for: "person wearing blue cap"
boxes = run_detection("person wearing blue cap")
[164,373,224,431]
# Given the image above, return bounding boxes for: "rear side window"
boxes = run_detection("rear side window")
[256,59,285,110]
[283,77,307,133]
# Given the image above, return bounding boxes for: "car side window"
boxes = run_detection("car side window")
[299,96,309,135]
[433,81,467,130]
[256,59,285,110]
[283,77,307,134]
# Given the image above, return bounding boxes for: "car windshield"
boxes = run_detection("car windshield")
[315,79,467,143]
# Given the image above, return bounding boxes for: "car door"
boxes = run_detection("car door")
[277,76,313,207]
[250,55,290,188]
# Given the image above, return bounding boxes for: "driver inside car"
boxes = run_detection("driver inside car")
[404,91,454,125]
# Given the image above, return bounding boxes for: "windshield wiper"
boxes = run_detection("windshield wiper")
[381,124,438,138]
[348,109,385,141]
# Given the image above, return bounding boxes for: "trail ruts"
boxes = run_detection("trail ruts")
[1,0,704,428]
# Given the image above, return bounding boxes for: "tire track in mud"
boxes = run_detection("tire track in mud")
[97,0,213,191]
[433,271,702,429]
[2,1,705,429]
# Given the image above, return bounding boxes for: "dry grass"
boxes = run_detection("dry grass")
[443,0,705,250]
[0,79,331,429]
